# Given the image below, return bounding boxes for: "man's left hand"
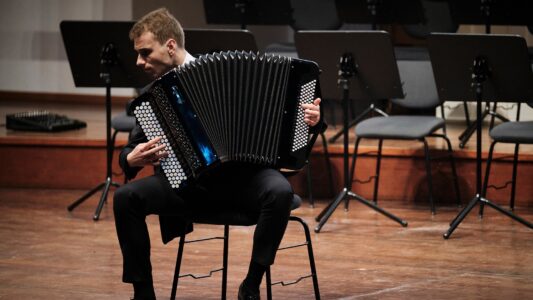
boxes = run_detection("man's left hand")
[302,98,321,127]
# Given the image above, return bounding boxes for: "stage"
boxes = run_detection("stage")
[0,92,532,299]
[1,92,532,208]
[0,188,531,299]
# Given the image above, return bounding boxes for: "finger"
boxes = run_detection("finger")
[144,136,163,148]
[301,103,317,110]
[304,109,320,117]
[304,118,317,126]
[143,143,166,156]
[313,98,321,106]
[157,150,169,159]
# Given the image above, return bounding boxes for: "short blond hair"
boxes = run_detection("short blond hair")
[129,7,185,48]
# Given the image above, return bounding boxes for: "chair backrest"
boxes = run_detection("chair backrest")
[290,0,342,31]
[392,60,441,110]
[402,0,458,39]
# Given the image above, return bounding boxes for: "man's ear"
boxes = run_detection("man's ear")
[166,38,178,56]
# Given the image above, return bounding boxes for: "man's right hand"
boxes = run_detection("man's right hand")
[126,136,168,168]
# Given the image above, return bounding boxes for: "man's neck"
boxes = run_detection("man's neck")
[174,48,187,67]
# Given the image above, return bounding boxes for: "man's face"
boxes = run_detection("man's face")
[134,31,173,79]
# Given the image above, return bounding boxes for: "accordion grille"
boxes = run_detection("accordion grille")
[174,51,292,165]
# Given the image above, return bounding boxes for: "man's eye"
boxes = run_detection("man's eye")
[139,50,151,57]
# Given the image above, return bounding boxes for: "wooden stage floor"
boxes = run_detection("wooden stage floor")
[1,98,532,299]
[0,188,531,299]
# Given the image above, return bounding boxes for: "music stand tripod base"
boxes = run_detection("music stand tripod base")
[307,37,408,232]
[67,178,120,220]
[427,33,533,238]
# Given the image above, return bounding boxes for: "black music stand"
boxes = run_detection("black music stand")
[184,28,258,56]
[296,31,408,232]
[203,0,291,29]
[61,21,151,220]
[326,0,424,143]
[447,0,531,148]
[335,0,424,30]
[427,33,533,239]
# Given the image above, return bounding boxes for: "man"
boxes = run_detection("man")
[114,8,322,300]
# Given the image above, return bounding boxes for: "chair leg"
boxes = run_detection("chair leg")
[171,227,229,300]
[440,106,447,136]
[510,144,520,211]
[222,225,229,300]
[171,235,186,300]
[266,267,273,300]
[320,131,335,198]
[267,216,321,300]
[306,162,314,207]
[373,139,383,204]
[442,135,462,206]
[290,216,321,300]
[422,139,435,215]
[480,141,497,217]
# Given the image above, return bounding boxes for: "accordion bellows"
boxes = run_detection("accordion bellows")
[132,51,321,190]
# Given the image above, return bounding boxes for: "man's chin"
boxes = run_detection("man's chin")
[143,69,158,79]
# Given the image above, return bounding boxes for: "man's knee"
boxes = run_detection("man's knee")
[263,173,293,210]
[113,185,136,215]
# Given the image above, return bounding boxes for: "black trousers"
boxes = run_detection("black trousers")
[113,165,293,283]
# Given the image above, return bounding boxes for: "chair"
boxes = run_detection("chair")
[481,101,533,215]
[402,0,458,40]
[170,194,320,300]
[348,60,461,214]
[110,100,136,183]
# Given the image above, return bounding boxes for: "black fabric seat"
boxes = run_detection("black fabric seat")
[111,112,136,133]
[488,121,533,144]
[170,194,320,300]
[356,116,444,140]
[349,59,461,214]
[482,102,533,213]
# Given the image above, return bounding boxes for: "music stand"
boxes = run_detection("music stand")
[447,0,531,148]
[61,21,151,220]
[427,33,533,239]
[326,0,424,143]
[335,0,424,30]
[296,31,408,232]
[203,0,291,29]
[184,28,258,56]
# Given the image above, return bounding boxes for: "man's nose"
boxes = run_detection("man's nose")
[136,55,145,67]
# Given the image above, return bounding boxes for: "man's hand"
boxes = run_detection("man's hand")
[126,136,168,168]
[302,98,321,127]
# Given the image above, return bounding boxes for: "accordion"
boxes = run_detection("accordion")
[131,51,321,190]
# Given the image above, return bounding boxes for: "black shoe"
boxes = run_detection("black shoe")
[238,281,260,300]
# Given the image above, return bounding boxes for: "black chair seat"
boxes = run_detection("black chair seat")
[111,113,136,132]
[356,116,444,139]
[489,121,533,144]
[189,194,302,226]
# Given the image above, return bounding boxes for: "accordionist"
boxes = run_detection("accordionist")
[113,8,324,300]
